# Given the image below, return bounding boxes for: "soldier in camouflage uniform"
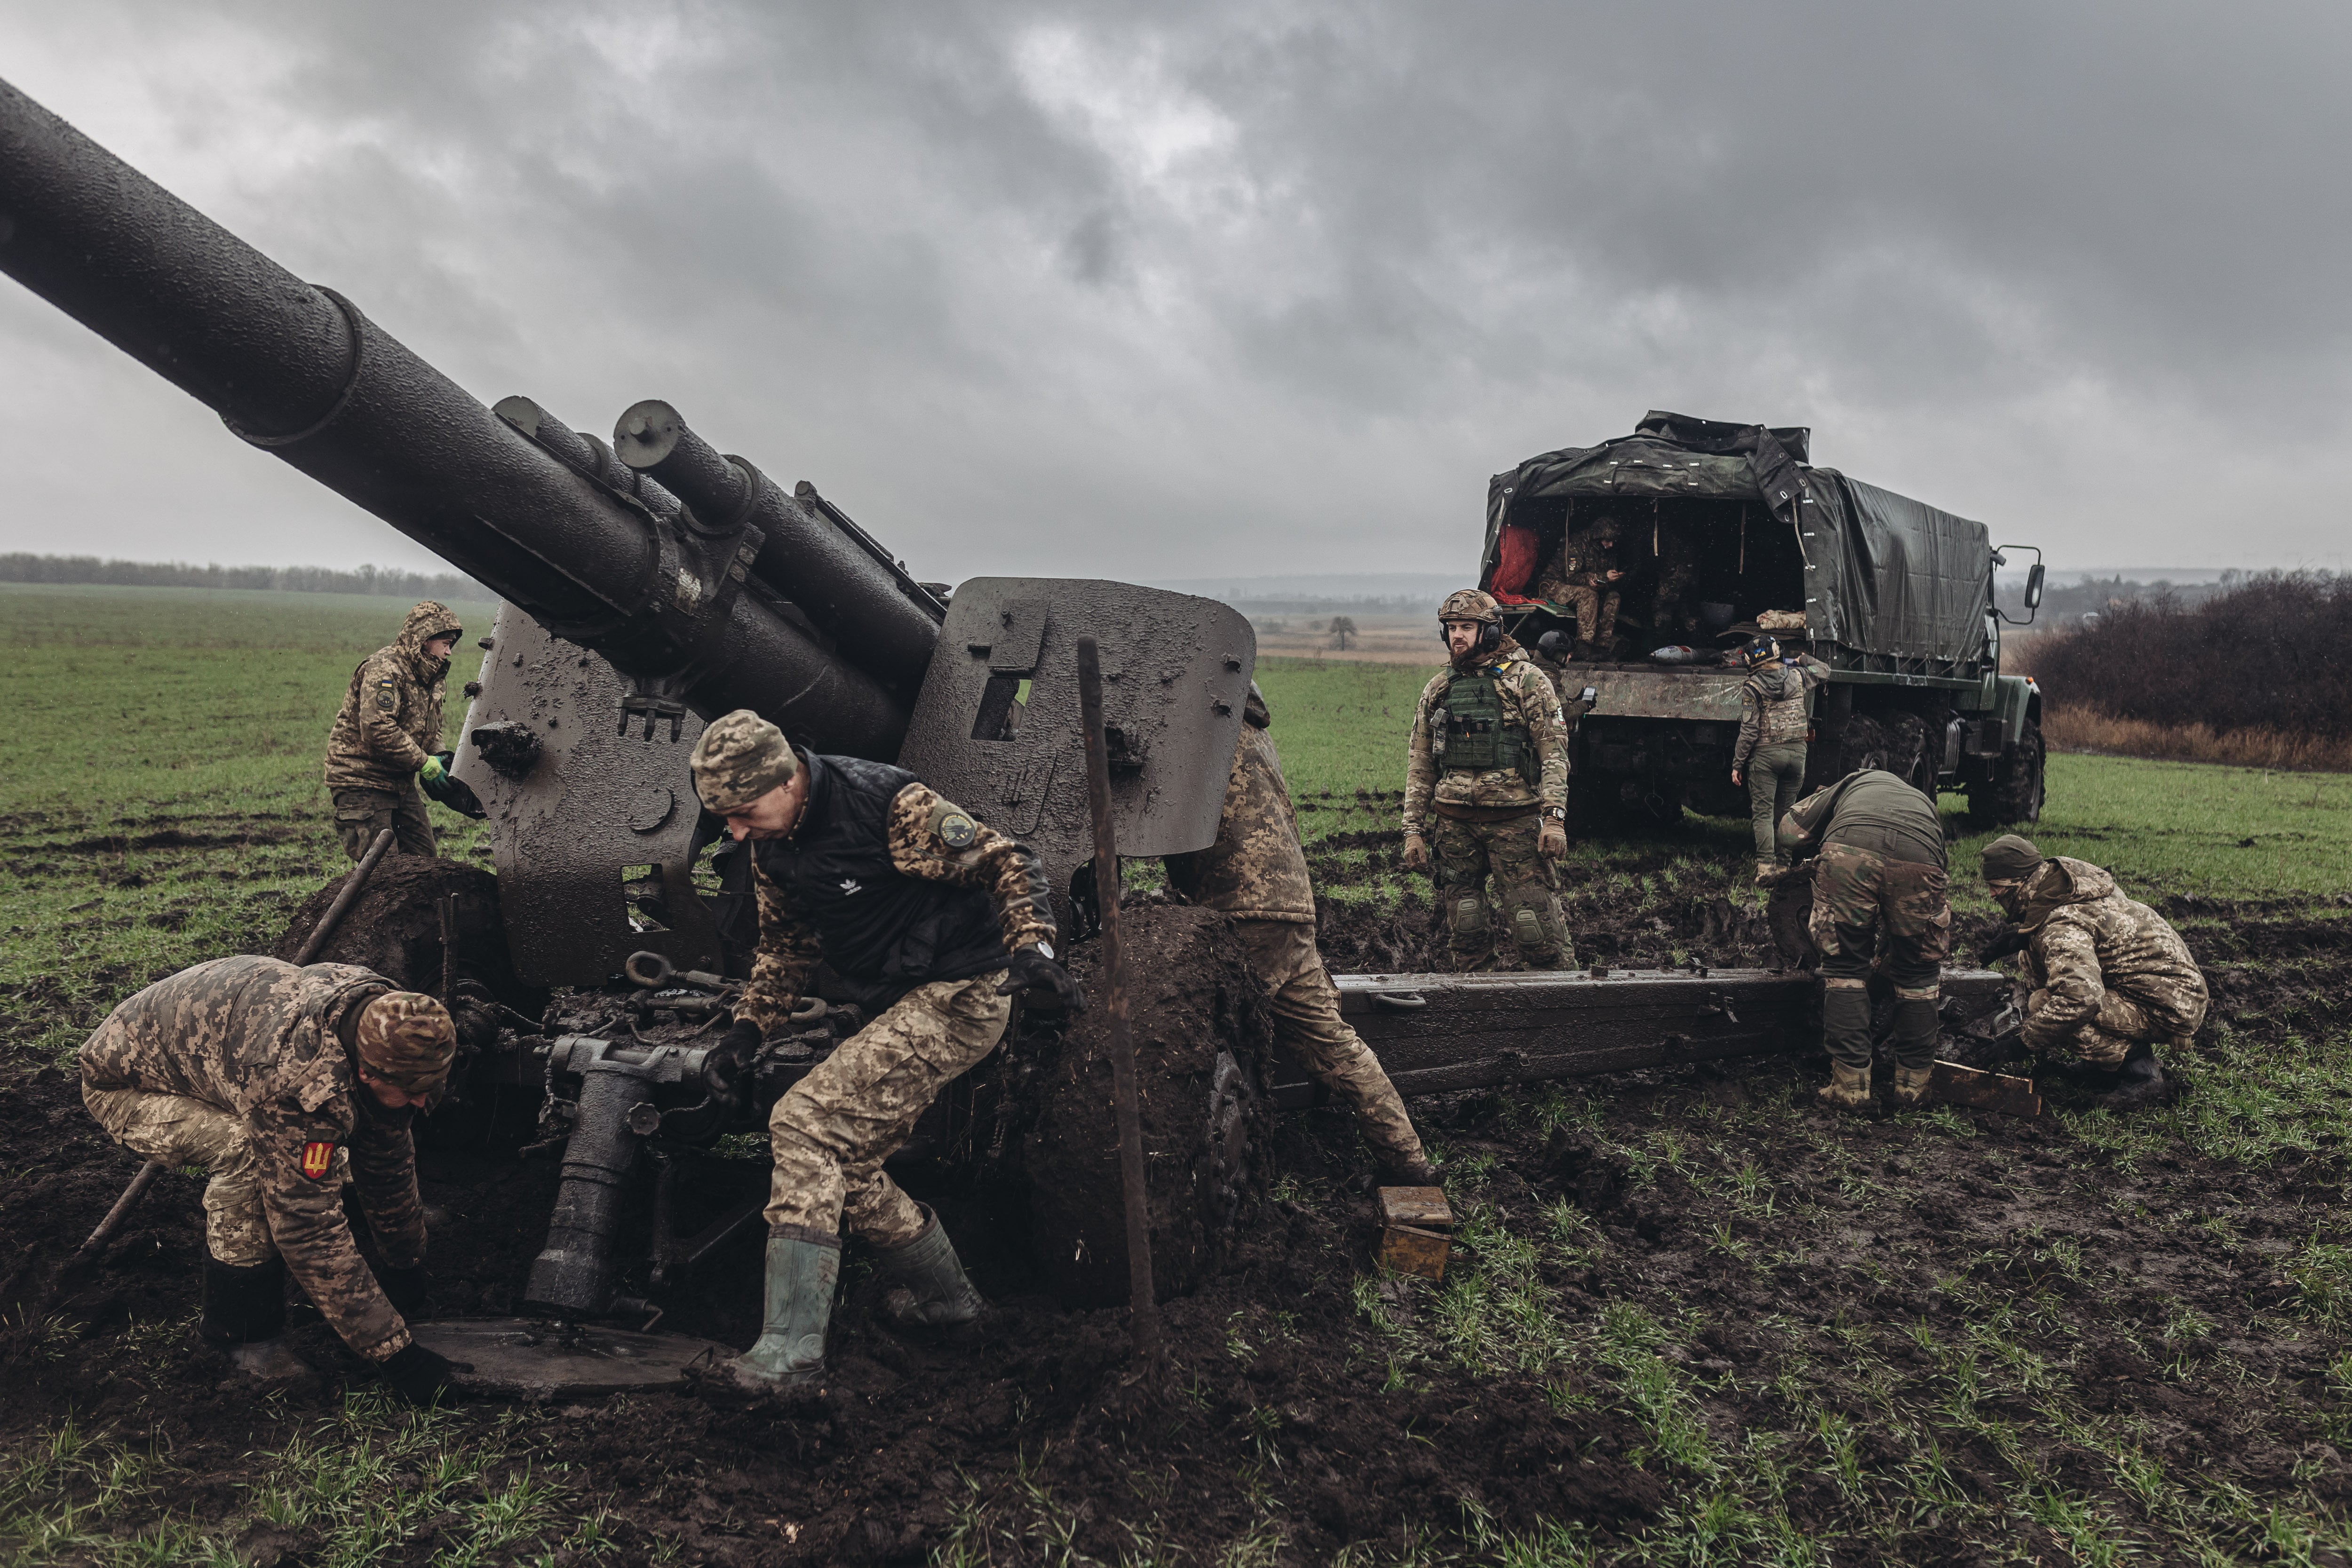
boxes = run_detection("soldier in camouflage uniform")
[1980,835,2206,1109]
[1402,590,1572,972]
[78,957,462,1401]
[1729,635,1830,884]
[1533,515,1626,658]
[322,601,464,861]
[1648,523,1701,643]
[1779,769,1952,1111]
[690,709,1084,1390]
[1167,683,1435,1184]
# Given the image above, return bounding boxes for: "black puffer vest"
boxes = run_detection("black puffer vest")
[751,752,1009,1009]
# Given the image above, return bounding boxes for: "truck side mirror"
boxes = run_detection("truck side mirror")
[2024,563,2045,611]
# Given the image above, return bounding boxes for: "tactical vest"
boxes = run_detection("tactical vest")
[1436,670,1536,783]
[1751,666,1812,747]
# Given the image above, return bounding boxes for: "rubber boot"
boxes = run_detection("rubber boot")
[1817,1060,1872,1110]
[1890,1064,1935,1107]
[199,1257,313,1385]
[873,1208,988,1330]
[1382,1154,1442,1187]
[730,1233,841,1389]
[2097,1042,2169,1112]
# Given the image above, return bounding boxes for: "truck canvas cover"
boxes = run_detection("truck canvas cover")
[1486,411,1994,668]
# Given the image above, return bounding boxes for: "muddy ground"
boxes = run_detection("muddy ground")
[7,836,2352,1563]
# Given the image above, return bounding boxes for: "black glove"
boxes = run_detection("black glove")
[378,1264,429,1320]
[719,1018,764,1060]
[420,754,488,820]
[1976,926,2027,967]
[997,945,1088,1013]
[379,1340,465,1406]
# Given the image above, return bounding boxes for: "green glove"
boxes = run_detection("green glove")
[419,755,447,785]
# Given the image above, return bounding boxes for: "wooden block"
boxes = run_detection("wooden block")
[1927,1060,2042,1119]
[1376,1186,1454,1233]
[1379,1224,1452,1281]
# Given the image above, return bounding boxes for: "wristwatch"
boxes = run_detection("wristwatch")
[1543,806,1566,822]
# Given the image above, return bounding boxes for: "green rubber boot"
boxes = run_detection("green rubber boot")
[730,1233,840,1389]
[874,1208,987,1330]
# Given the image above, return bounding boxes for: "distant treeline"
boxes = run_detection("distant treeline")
[1228,595,1437,616]
[0,554,486,601]
[2034,572,2351,740]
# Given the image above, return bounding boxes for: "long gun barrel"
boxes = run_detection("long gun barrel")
[0,75,917,753]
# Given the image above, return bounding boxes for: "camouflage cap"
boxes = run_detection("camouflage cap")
[1980,834,2044,883]
[1438,589,1501,624]
[690,708,800,814]
[1590,515,1624,540]
[355,992,456,1094]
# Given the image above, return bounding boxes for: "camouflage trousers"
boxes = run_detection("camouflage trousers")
[1236,919,1425,1170]
[1807,843,1952,990]
[764,971,1011,1247]
[2025,987,2203,1067]
[80,1083,347,1266]
[332,784,435,862]
[1746,744,1807,864]
[1434,812,1565,970]
[1559,585,1620,651]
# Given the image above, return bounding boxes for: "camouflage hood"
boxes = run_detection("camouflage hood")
[1745,663,1806,700]
[395,601,463,681]
[2016,856,2117,932]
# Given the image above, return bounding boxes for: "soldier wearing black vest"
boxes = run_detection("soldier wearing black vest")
[689,709,1083,1390]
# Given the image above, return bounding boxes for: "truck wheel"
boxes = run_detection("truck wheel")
[1968,717,2044,828]
[1824,715,1887,783]
[1879,713,1930,794]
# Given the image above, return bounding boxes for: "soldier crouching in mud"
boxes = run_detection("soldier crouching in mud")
[78,957,463,1402]
[1166,682,1438,1186]
[688,709,1088,1391]
[1979,835,2208,1110]
[1401,590,1572,973]
[1777,769,1953,1111]
[322,599,465,861]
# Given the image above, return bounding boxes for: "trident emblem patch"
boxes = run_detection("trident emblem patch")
[299,1141,337,1180]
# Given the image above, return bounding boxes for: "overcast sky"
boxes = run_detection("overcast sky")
[5,1,2349,584]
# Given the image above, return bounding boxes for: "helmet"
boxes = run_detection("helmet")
[1740,634,1781,668]
[1438,589,1501,624]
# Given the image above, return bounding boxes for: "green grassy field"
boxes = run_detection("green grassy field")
[7,591,2352,1567]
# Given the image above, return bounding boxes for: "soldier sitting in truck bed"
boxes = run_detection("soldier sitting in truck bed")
[1533,515,1626,658]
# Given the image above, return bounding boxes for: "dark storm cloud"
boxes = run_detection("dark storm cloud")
[4,0,2348,581]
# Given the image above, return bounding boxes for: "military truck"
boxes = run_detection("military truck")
[1479,411,2046,826]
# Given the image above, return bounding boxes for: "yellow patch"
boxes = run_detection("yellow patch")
[936,810,977,849]
[299,1141,337,1180]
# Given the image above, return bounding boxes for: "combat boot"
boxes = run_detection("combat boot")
[1816,1060,1872,1111]
[874,1207,988,1330]
[199,1256,313,1385]
[2096,1043,2169,1112]
[731,1232,840,1389]
[1754,860,1788,887]
[1890,1064,1935,1107]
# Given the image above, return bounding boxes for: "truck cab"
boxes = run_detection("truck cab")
[1481,411,2045,827]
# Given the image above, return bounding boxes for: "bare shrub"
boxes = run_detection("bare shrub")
[2043,705,2352,772]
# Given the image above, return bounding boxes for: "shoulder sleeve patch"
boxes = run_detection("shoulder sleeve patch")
[299,1140,338,1180]
[929,802,978,849]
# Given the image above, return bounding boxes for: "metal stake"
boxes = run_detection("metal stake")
[295,828,397,965]
[1075,635,1163,1366]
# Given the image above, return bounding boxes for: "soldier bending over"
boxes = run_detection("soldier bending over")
[1168,683,1437,1185]
[691,710,1086,1390]
[1402,590,1571,972]
[1729,634,1829,886]
[323,600,464,860]
[79,957,461,1401]
[1779,769,1953,1110]
[1980,835,2206,1109]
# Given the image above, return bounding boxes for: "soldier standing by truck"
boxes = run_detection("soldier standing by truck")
[1729,635,1830,885]
[1778,769,1953,1110]
[689,709,1087,1391]
[1401,590,1572,972]
[322,600,464,860]
[1979,835,2206,1109]
[1168,684,1437,1184]
[78,957,462,1402]
[1534,515,1627,658]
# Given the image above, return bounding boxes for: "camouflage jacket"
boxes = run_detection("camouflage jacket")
[1780,768,1946,869]
[78,956,422,1361]
[323,601,463,792]
[739,757,1057,1036]
[1165,709,1317,924]
[2015,857,2209,1048]
[1532,528,1621,601]
[1403,640,1570,835]
[1733,655,1829,771]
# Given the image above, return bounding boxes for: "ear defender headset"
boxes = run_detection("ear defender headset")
[1438,618,1503,655]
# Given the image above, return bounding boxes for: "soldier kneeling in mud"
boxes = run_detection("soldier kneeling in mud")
[689,710,1088,1391]
[1778,769,1953,1110]
[78,957,462,1401]
[1979,835,2207,1110]
[1166,682,1438,1186]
